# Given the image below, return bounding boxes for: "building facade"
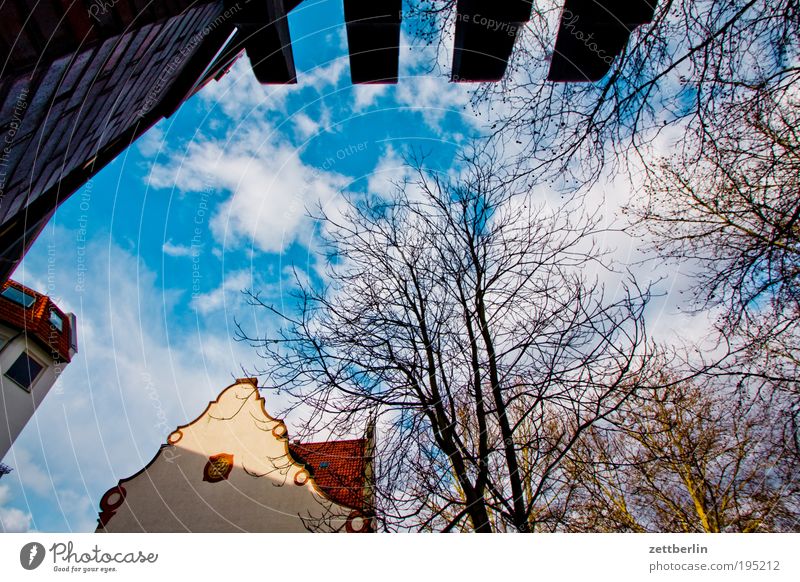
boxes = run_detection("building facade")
[96,378,374,532]
[0,0,247,281]
[0,280,77,460]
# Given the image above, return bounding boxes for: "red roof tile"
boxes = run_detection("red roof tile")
[289,439,369,511]
[0,280,73,362]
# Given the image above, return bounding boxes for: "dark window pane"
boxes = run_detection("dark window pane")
[1,286,36,308]
[4,353,44,391]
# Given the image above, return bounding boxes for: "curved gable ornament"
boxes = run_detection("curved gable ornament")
[95,379,371,532]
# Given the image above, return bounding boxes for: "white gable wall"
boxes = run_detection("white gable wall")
[97,379,357,532]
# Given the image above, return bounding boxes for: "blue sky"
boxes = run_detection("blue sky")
[0,0,713,532]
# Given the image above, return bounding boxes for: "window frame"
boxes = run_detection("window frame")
[4,351,46,392]
[0,286,36,308]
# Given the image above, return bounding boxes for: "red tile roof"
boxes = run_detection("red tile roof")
[289,439,369,511]
[0,280,73,362]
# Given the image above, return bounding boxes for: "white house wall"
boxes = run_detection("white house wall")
[0,322,62,459]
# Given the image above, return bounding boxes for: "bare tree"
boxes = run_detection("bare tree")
[411,1,800,185]
[564,363,800,532]
[629,89,800,453]
[238,150,654,532]
[633,92,800,332]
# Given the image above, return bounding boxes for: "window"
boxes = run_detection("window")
[0,286,35,308]
[4,352,44,391]
[49,310,63,331]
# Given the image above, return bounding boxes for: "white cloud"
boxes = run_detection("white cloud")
[190,269,252,315]
[0,484,33,532]
[390,28,487,132]
[353,85,389,111]
[302,58,348,90]
[324,26,347,52]
[56,488,96,532]
[136,122,166,158]
[11,448,53,497]
[148,123,350,254]
[162,241,196,258]
[395,74,480,132]
[198,58,291,120]
[366,146,412,199]
[292,112,321,140]
[391,31,485,132]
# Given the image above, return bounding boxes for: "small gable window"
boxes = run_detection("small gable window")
[1,286,36,308]
[50,310,63,331]
[4,352,45,392]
